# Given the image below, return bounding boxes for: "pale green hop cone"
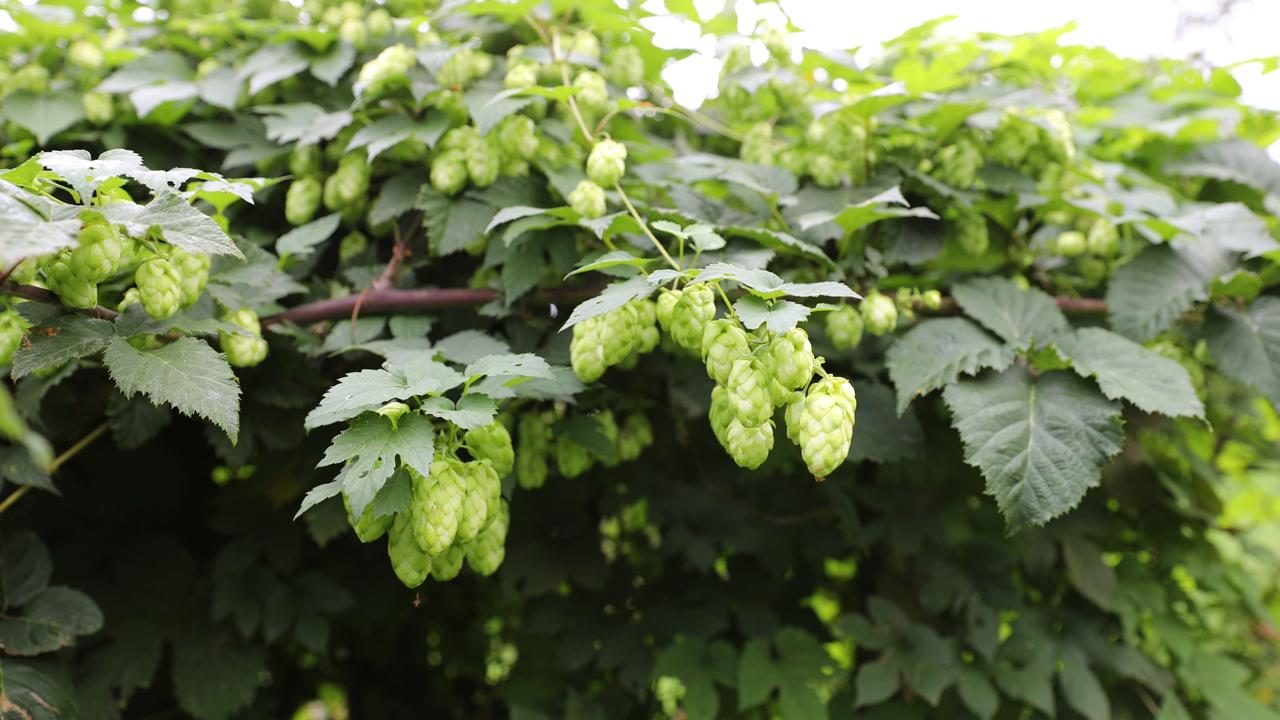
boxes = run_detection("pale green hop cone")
[466,499,510,576]
[670,285,715,351]
[656,288,682,333]
[570,315,608,382]
[411,461,464,556]
[701,318,750,385]
[135,258,182,320]
[430,545,465,581]
[345,494,392,543]
[556,435,594,478]
[725,357,773,428]
[724,418,775,469]
[387,512,431,588]
[466,422,514,478]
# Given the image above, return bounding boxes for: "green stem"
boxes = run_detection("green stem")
[613,182,681,271]
[0,420,110,515]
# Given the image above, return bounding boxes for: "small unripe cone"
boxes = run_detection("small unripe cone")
[708,385,733,446]
[356,43,416,97]
[568,180,606,219]
[587,139,627,187]
[784,391,805,446]
[387,512,431,588]
[701,318,750,385]
[724,418,774,469]
[604,45,644,87]
[725,357,773,428]
[466,422,515,478]
[82,92,114,126]
[826,305,864,350]
[345,494,392,543]
[220,308,268,368]
[466,499,509,576]
[430,150,468,196]
[135,258,182,320]
[861,291,897,336]
[473,459,503,527]
[495,115,539,160]
[670,285,715,351]
[411,461,464,556]
[656,288,682,332]
[556,435,594,478]
[430,545,465,581]
[600,305,638,366]
[289,144,323,177]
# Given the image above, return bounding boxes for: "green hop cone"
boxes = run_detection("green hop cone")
[430,150,468,196]
[1087,218,1120,257]
[1054,230,1087,257]
[466,137,501,188]
[952,207,989,256]
[586,139,627,187]
[172,249,210,308]
[44,254,97,309]
[356,43,416,97]
[932,134,983,188]
[504,62,538,90]
[739,123,775,165]
[601,304,639,366]
[82,91,114,126]
[556,435,594,478]
[656,288,682,332]
[438,48,492,89]
[789,377,856,479]
[921,290,943,310]
[669,285,715,351]
[570,315,608,383]
[517,413,550,489]
[68,40,104,70]
[594,410,621,467]
[495,115,539,161]
[387,512,431,588]
[826,305,864,350]
[70,223,122,283]
[430,545,465,581]
[860,291,897,337]
[220,308,269,368]
[768,327,815,392]
[725,357,773,428]
[568,180,606,219]
[345,494,392,543]
[709,384,733,449]
[784,391,805,446]
[617,412,653,462]
[604,45,644,87]
[410,460,464,555]
[572,70,609,113]
[456,462,491,544]
[0,311,26,367]
[724,418,774,469]
[701,318,750,385]
[466,422,514,478]
[286,177,323,225]
[474,459,503,526]
[808,154,842,187]
[466,498,509,576]
[568,30,601,61]
[632,299,659,354]
[325,153,371,210]
[289,143,322,177]
[135,258,182,320]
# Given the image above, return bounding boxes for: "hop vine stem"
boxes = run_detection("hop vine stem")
[0,420,110,515]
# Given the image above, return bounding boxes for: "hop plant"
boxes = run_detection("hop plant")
[787,377,857,478]
[952,207,990,256]
[438,48,493,88]
[356,43,416,97]
[456,461,492,543]
[604,45,644,87]
[739,123,775,165]
[725,357,773,428]
[430,150,468,196]
[656,288,682,332]
[669,285,715,351]
[0,310,26,367]
[345,495,392,543]
[767,328,815,395]
[387,512,431,588]
[495,115,539,161]
[466,499,509,576]
[708,385,733,447]
[570,304,639,382]
[586,139,627,187]
[44,254,98,310]
[171,249,210,308]
[860,291,898,336]
[826,305,864,350]
[69,223,122,283]
[411,460,465,555]
[572,70,609,113]
[1087,218,1120,257]
[723,418,775,469]
[82,91,114,126]
[324,153,371,211]
[931,134,984,188]
[504,62,538,90]
[135,258,182,320]
[701,319,750,385]
[567,30,601,62]
[286,177,322,225]
[220,308,269,368]
[517,413,550,489]
[1054,230,1087,257]
[568,180,606,219]
[617,413,654,461]
[466,422,515,478]
[556,435,594,478]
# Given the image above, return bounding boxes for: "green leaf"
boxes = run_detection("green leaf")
[370,170,428,227]
[1106,242,1229,342]
[310,40,357,85]
[103,336,241,442]
[433,330,510,365]
[0,180,80,262]
[560,277,656,331]
[733,296,811,333]
[107,392,173,450]
[848,381,924,463]
[854,656,901,707]
[0,658,77,719]
[795,186,938,234]
[720,226,834,268]
[1054,327,1204,418]
[1166,140,1280,213]
[304,356,464,429]
[415,188,495,256]
[276,213,341,259]
[104,191,244,258]
[1059,645,1110,720]
[370,468,412,519]
[313,412,435,519]
[1164,203,1278,258]
[171,626,266,720]
[346,114,448,161]
[422,394,498,430]
[464,81,535,134]
[737,638,774,710]
[1062,536,1117,610]
[11,316,114,380]
[0,90,84,145]
[0,532,51,610]
[465,353,554,381]
[652,637,733,720]
[1204,298,1280,406]
[886,318,1015,415]
[691,263,856,299]
[956,666,999,720]
[566,250,656,278]
[486,205,551,234]
[735,629,829,717]
[0,587,103,656]
[238,43,309,95]
[943,367,1124,529]
[257,103,353,147]
[951,277,1067,350]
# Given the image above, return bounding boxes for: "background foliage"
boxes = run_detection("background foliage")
[1,0,1279,718]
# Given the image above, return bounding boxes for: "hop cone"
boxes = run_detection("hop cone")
[701,319,750,385]
[286,177,322,225]
[656,288,682,332]
[860,291,898,337]
[387,512,431,588]
[617,413,654,461]
[784,391,805,446]
[135,258,182,320]
[345,494,392,543]
[496,115,539,160]
[604,45,644,87]
[587,139,627,187]
[0,311,26,367]
[601,305,639,366]
[570,315,608,382]
[556,435,594,478]
[44,254,97,310]
[466,422,514,478]
[1087,219,1119,257]
[789,377,857,478]
[172,249,210,308]
[725,357,773,428]
[724,418,775,469]
[431,150,468,195]
[826,305,864,350]
[568,180,606,219]
[220,308,268,368]
[952,207,989,256]
[466,136,501,188]
[708,385,733,447]
[670,285,715,351]
[573,70,609,112]
[768,327,815,392]
[70,224,121,283]
[411,461,464,556]
[466,499,510,576]
[517,413,550,489]
[289,143,322,177]
[430,545,465,581]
